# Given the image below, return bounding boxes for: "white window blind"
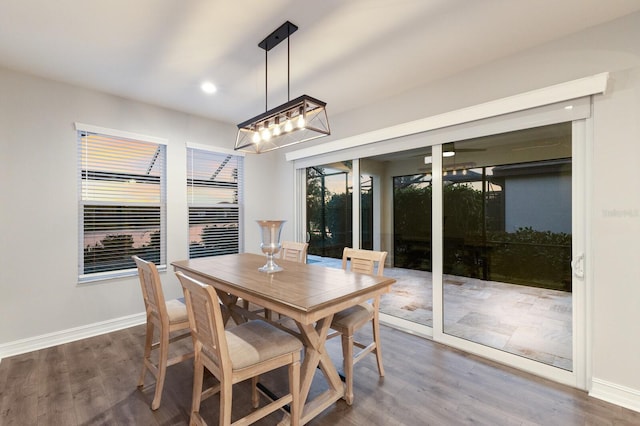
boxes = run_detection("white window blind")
[187,148,243,258]
[78,129,166,281]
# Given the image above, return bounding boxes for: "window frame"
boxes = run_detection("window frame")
[186,145,244,259]
[76,123,167,283]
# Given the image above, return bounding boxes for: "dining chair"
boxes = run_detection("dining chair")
[280,240,309,263]
[329,247,388,405]
[133,255,193,410]
[176,271,302,426]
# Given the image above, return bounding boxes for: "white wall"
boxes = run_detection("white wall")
[505,174,572,233]
[242,149,297,251]
[0,67,278,346]
[590,66,640,397]
[275,12,640,409]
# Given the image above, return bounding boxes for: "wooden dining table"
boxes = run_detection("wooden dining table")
[171,253,396,425]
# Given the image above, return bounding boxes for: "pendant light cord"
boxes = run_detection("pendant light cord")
[287,36,291,101]
[265,48,268,112]
[262,22,294,112]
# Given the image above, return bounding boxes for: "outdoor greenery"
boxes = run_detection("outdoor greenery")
[393,176,572,292]
[393,176,432,270]
[83,230,161,274]
[487,227,571,291]
[306,167,353,258]
[189,225,239,259]
[85,222,241,273]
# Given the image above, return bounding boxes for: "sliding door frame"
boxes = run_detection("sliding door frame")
[431,119,588,389]
[290,74,607,389]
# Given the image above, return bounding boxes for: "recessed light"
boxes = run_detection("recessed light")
[201,81,217,94]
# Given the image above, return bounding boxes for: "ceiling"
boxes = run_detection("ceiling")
[1,0,639,126]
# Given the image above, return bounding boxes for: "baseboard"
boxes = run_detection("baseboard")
[0,312,146,362]
[590,378,640,413]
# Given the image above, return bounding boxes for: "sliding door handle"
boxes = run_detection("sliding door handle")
[571,253,585,279]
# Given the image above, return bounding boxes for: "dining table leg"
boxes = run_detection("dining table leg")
[278,315,344,425]
[214,291,246,325]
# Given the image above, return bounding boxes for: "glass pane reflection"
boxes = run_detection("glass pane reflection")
[442,123,573,370]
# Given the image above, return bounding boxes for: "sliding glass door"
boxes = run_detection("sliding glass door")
[440,123,573,369]
[296,97,589,387]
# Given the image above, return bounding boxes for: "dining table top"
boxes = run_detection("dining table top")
[171,252,396,324]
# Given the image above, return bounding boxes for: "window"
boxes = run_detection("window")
[77,125,166,281]
[187,147,243,258]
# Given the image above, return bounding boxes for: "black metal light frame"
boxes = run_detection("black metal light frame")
[235,21,330,154]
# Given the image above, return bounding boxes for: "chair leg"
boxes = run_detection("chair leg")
[219,379,233,426]
[372,312,385,377]
[151,326,169,410]
[138,319,154,387]
[289,358,301,426]
[189,412,205,426]
[251,376,259,408]
[341,333,355,405]
[191,356,204,424]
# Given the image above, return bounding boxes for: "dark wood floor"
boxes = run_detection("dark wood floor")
[1,323,639,425]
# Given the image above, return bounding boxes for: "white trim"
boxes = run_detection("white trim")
[74,122,168,145]
[286,72,609,162]
[590,378,640,413]
[352,159,361,249]
[431,144,444,337]
[0,312,146,362]
[584,112,595,392]
[295,168,307,243]
[572,119,588,390]
[437,331,578,387]
[379,313,432,339]
[186,141,245,156]
[292,99,590,170]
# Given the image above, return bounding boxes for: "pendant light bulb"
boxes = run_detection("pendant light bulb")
[272,117,281,136]
[284,117,293,132]
[296,107,305,128]
[261,126,271,141]
[252,131,261,144]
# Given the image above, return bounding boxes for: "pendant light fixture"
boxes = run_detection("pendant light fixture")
[234,21,330,154]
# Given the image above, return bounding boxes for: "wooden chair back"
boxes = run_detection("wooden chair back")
[280,241,309,263]
[133,255,168,323]
[177,271,230,377]
[341,247,387,277]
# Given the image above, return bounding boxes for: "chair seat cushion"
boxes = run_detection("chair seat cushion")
[331,303,374,330]
[166,299,189,324]
[226,320,303,370]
